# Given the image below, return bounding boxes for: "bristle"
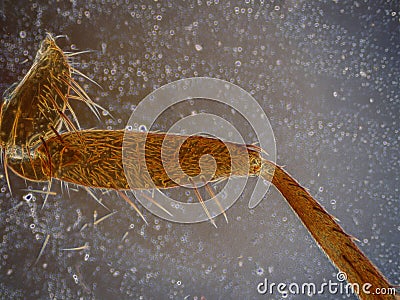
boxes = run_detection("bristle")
[3,151,13,196]
[84,186,110,211]
[54,34,67,40]
[66,50,95,57]
[71,67,103,89]
[189,178,217,228]
[61,77,101,120]
[201,176,228,224]
[139,191,173,217]
[118,191,148,225]
[50,83,81,130]
[69,76,109,118]
[34,234,50,265]
[49,125,64,143]
[93,211,117,226]
[26,145,39,179]
[44,92,80,133]
[39,136,53,209]
[40,137,52,179]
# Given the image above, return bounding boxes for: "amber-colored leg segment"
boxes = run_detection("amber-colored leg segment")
[260,159,396,300]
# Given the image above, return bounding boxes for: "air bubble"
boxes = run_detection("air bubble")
[73,274,79,283]
[23,193,33,202]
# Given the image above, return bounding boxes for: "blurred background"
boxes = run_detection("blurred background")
[0,1,398,299]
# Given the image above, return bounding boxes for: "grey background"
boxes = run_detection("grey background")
[0,1,398,299]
